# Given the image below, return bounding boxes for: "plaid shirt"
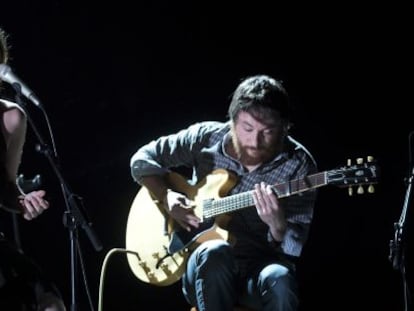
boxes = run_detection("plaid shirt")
[131,121,318,261]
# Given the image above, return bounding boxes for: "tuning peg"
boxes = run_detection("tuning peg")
[357,185,364,194]
[368,184,375,193]
[356,158,363,165]
[347,159,352,166]
[367,156,374,162]
[348,186,353,196]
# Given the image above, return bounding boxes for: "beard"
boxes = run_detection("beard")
[230,129,280,166]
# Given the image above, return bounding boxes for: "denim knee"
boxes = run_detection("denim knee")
[195,239,234,270]
[258,264,298,310]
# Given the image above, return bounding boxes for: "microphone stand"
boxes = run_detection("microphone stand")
[389,168,412,271]
[13,84,103,311]
[389,131,413,311]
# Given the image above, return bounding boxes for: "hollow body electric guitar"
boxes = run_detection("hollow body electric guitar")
[125,157,379,286]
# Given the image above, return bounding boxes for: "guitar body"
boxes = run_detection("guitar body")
[125,169,236,286]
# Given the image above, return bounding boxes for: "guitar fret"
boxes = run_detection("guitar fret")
[274,173,326,198]
[204,192,254,218]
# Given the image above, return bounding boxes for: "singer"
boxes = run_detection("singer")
[0,27,66,311]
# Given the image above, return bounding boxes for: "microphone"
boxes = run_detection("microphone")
[0,63,41,107]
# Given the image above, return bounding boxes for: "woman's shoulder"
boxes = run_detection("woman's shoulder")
[0,98,21,110]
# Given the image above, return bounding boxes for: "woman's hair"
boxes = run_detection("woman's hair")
[0,27,9,64]
[228,74,290,123]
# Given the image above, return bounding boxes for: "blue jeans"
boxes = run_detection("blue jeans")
[182,239,299,311]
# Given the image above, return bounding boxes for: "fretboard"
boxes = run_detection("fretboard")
[202,171,327,219]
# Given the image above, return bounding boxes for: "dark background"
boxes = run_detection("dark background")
[1,1,412,310]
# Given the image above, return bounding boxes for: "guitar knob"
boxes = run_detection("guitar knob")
[357,185,364,194]
[357,158,363,165]
[139,261,151,273]
[367,156,374,162]
[160,263,171,275]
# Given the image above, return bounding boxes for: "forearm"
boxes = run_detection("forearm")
[139,174,171,204]
[4,108,27,183]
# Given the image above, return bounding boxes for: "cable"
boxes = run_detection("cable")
[98,248,140,311]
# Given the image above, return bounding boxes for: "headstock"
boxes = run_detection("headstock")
[327,156,379,195]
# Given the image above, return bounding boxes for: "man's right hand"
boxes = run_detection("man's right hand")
[164,189,200,231]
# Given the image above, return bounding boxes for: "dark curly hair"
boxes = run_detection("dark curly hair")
[228,74,290,124]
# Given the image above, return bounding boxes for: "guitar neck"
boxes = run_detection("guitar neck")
[203,171,326,219]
